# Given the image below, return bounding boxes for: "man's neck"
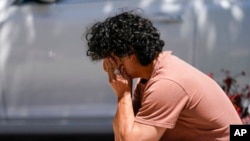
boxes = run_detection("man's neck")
[138,58,158,81]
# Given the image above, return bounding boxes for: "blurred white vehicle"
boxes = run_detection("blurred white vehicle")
[0,0,249,134]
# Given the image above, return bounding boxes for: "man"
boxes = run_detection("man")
[85,10,242,141]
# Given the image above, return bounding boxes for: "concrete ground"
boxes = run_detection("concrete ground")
[0,134,114,141]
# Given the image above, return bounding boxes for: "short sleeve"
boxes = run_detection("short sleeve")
[134,79,189,129]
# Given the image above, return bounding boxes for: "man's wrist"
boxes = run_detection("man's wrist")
[117,91,132,102]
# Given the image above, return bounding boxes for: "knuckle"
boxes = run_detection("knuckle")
[109,79,116,83]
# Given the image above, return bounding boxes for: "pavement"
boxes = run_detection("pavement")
[0,134,114,141]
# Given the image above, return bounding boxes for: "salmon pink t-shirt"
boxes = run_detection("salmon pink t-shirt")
[133,51,242,141]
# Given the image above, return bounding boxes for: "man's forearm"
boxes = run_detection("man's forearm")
[114,91,135,141]
[113,111,121,141]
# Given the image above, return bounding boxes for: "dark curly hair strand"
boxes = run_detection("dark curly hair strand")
[85,10,164,66]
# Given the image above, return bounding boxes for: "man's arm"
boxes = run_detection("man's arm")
[113,109,121,141]
[113,92,166,141]
[104,58,166,141]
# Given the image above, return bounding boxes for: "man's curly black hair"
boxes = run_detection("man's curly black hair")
[85,10,164,66]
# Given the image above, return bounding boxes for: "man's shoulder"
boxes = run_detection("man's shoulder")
[145,78,188,96]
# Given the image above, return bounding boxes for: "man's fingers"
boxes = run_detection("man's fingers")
[107,58,116,82]
[105,58,125,83]
[109,58,118,69]
[103,59,108,72]
[120,65,128,78]
[103,59,114,81]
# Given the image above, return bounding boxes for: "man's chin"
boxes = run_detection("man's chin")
[127,74,138,80]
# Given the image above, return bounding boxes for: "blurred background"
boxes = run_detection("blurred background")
[0,0,250,140]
